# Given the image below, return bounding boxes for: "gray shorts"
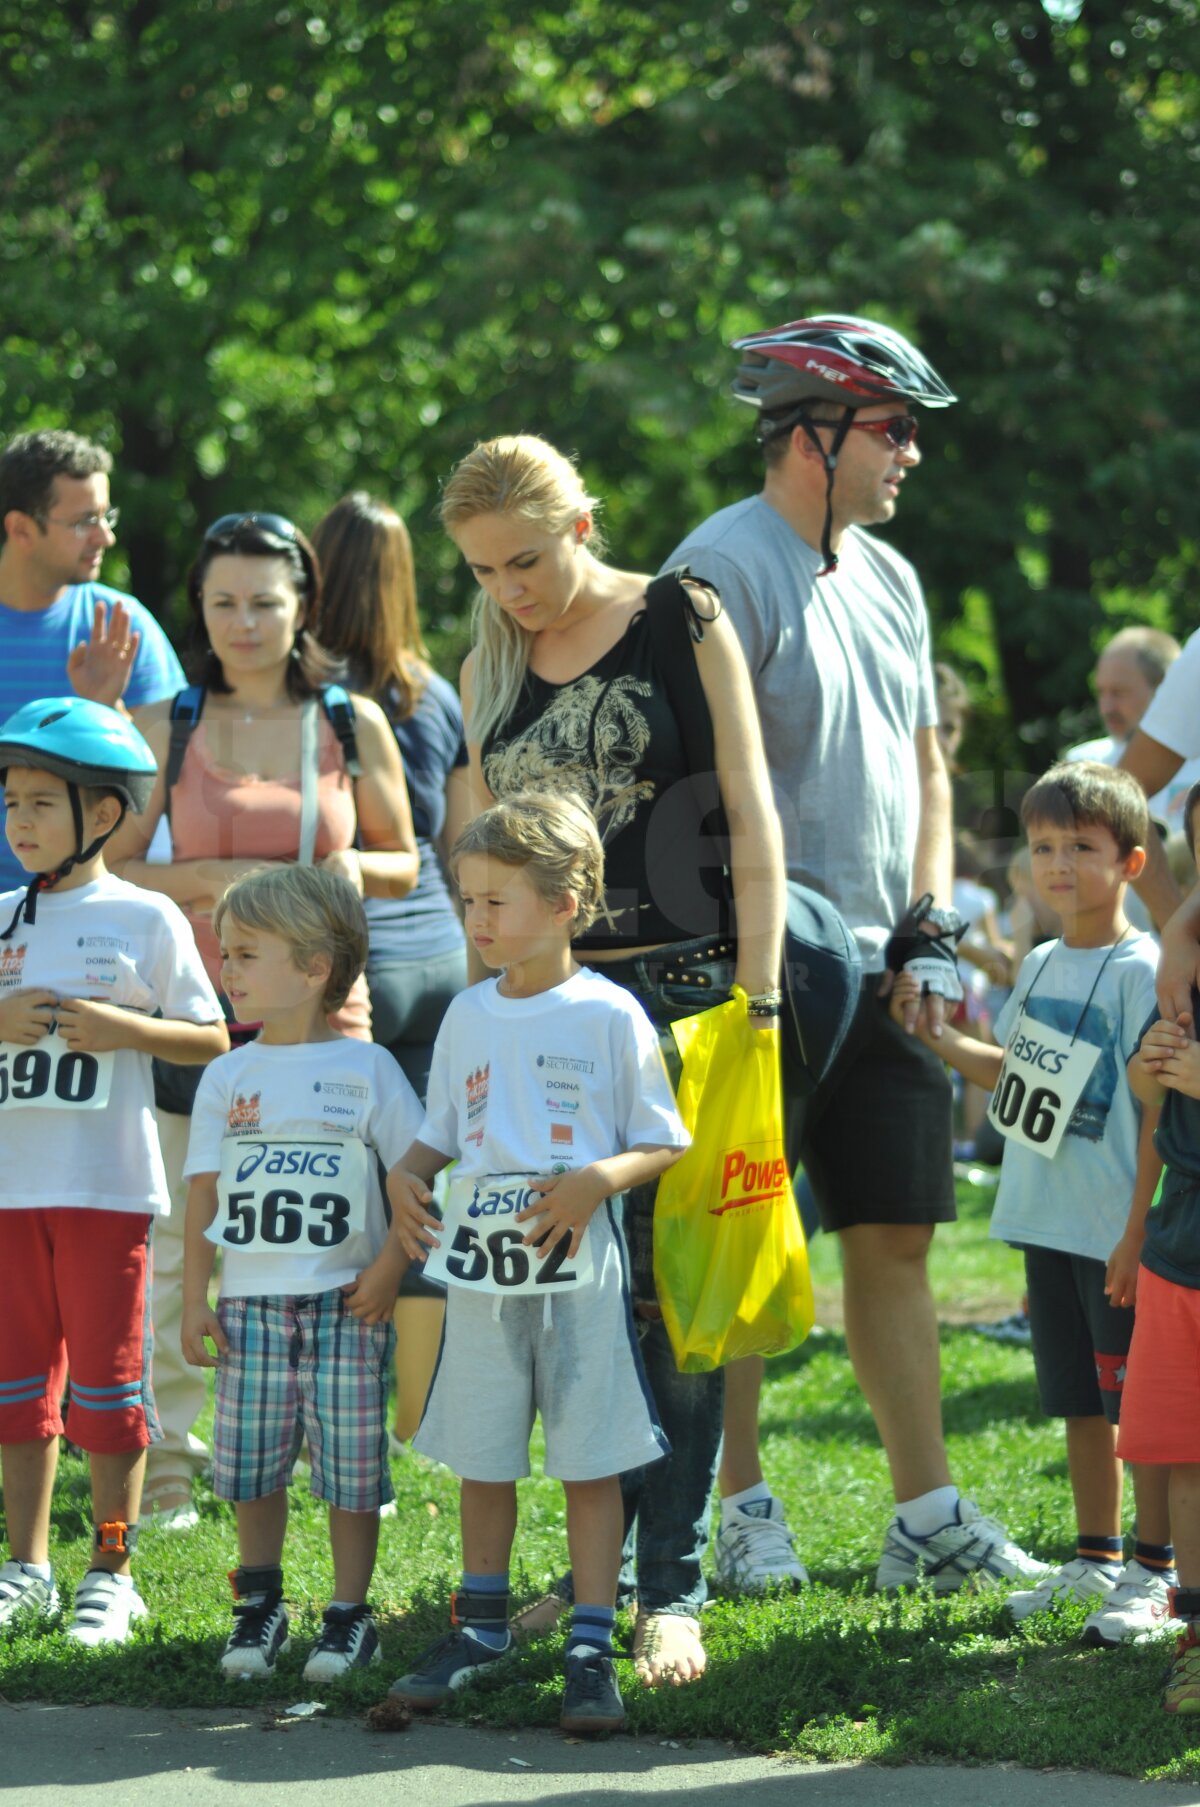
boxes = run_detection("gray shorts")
[413,1214,670,1483]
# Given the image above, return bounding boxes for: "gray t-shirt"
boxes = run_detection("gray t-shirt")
[664,497,938,969]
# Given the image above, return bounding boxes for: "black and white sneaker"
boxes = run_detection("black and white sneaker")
[220,1590,290,1680]
[303,1604,381,1681]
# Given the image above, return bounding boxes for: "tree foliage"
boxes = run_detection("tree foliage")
[3,0,1199,761]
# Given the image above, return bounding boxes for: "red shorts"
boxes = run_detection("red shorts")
[1116,1265,1200,1466]
[0,1208,161,1454]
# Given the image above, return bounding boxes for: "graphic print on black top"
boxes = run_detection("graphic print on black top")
[481,613,727,949]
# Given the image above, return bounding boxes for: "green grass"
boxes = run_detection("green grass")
[4,1177,1200,1780]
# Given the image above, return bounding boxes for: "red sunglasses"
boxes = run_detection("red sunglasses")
[845,415,919,450]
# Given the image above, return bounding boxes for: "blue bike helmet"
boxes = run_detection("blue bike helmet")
[0,697,158,935]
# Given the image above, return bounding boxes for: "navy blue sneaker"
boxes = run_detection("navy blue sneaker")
[388,1626,513,1708]
[561,1649,626,1734]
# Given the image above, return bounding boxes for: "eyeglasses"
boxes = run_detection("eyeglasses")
[844,415,919,450]
[204,512,298,542]
[40,507,120,538]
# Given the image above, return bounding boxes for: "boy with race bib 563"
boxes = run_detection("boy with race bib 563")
[0,698,226,1645]
[360,791,690,1735]
[890,762,1174,1643]
[181,864,423,1683]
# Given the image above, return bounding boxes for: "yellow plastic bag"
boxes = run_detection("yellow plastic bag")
[653,987,814,1373]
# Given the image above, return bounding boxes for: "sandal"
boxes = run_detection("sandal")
[632,1609,706,1687]
[510,1591,570,1639]
[138,1476,199,1533]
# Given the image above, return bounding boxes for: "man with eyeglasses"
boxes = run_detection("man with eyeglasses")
[0,430,183,890]
[662,315,1048,1601]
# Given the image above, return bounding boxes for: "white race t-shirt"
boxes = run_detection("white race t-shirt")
[185,1037,423,1296]
[990,932,1158,1263]
[421,969,689,1287]
[0,875,221,1215]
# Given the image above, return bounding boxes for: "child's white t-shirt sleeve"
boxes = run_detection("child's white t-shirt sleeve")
[183,1061,231,1176]
[146,900,224,1023]
[612,1002,690,1151]
[418,1021,460,1160]
[366,1052,425,1167]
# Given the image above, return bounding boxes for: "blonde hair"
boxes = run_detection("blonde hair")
[214,865,368,1014]
[439,436,605,748]
[450,789,605,933]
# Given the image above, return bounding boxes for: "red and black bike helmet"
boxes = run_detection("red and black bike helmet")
[731,315,956,573]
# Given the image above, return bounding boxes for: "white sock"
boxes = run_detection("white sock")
[18,1560,53,1581]
[721,1482,773,1524]
[90,1569,134,1587]
[897,1486,960,1537]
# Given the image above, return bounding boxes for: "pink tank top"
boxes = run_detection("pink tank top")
[170,714,370,1038]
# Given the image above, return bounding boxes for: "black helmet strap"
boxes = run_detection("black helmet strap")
[0,784,128,941]
[790,406,856,576]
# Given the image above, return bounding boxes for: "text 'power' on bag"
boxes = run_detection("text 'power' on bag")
[653,986,814,1374]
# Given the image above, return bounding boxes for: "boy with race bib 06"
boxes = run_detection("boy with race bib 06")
[0,699,227,1645]
[890,762,1175,1641]
[181,865,422,1682]
[357,791,689,1735]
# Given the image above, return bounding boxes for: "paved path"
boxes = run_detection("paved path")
[3,1704,1198,1805]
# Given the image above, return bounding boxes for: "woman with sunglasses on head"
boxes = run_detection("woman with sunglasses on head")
[310,492,470,1450]
[440,435,786,1691]
[107,511,419,1531]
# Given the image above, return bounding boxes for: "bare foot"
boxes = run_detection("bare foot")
[632,1610,706,1687]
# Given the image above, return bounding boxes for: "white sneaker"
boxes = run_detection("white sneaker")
[220,1594,290,1680]
[0,1559,59,1627]
[67,1570,148,1646]
[1007,1557,1120,1622]
[1081,1559,1176,1646]
[714,1495,809,1593]
[302,1605,381,1681]
[875,1498,1052,1594]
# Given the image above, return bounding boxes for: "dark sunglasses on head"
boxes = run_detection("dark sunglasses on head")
[845,415,919,450]
[204,512,299,542]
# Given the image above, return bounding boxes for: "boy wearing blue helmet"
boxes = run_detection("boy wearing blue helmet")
[0,698,227,1645]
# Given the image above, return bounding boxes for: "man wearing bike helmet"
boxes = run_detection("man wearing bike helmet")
[0,698,226,1648]
[665,315,1050,1596]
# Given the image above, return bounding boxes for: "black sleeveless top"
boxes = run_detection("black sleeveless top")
[482,609,733,951]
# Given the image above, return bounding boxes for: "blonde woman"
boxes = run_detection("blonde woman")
[441,435,786,1686]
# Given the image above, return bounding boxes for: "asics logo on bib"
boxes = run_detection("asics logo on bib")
[234,1143,345,1183]
[1007,1033,1070,1076]
[712,1147,789,1217]
[467,1181,537,1219]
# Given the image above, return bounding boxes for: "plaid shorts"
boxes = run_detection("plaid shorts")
[213,1290,394,1512]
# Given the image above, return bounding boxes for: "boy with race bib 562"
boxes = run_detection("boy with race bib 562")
[891,762,1174,1643]
[361,792,689,1735]
[180,864,423,1684]
[0,698,226,1645]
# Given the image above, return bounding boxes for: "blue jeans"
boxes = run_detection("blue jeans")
[583,935,736,1615]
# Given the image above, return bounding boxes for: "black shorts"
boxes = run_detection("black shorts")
[1024,1244,1134,1425]
[797,979,956,1233]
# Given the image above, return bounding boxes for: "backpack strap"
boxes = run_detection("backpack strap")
[319,684,362,779]
[163,684,206,827]
[643,568,731,858]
